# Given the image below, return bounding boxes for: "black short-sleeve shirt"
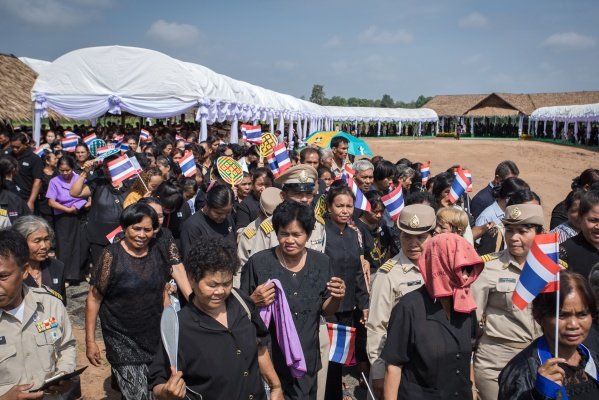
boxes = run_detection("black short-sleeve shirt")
[13,148,43,200]
[381,287,475,400]
[180,210,235,259]
[560,233,599,279]
[234,192,260,229]
[148,292,270,400]
[239,248,332,376]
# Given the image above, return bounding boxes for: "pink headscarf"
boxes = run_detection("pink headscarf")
[418,233,484,313]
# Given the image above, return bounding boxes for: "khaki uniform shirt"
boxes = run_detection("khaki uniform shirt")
[0,285,76,395]
[249,215,327,254]
[237,216,264,268]
[471,249,541,344]
[366,251,423,380]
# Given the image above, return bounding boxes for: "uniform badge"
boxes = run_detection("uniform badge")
[299,170,308,183]
[408,215,420,228]
[509,207,521,219]
[36,316,58,333]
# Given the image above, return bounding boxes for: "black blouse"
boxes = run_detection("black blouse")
[24,257,66,305]
[86,177,127,244]
[90,242,171,365]
[381,287,475,400]
[560,233,599,279]
[180,210,236,259]
[324,218,369,312]
[148,292,270,400]
[240,248,332,376]
[234,193,260,229]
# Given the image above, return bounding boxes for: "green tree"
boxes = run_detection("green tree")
[347,97,361,107]
[414,95,432,108]
[380,94,394,108]
[309,84,326,105]
[328,96,348,106]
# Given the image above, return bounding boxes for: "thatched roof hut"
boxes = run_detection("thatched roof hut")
[0,53,36,121]
[425,91,599,118]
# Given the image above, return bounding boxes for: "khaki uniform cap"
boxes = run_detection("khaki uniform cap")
[396,204,436,234]
[259,187,283,216]
[502,204,544,226]
[275,164,318,192]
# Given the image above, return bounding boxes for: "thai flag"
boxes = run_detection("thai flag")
[447,168,469,204]
[130,156,143,174]
[266,154,280,177]
[241,124,263,144]
[381,186,404,221]
[83,133,97,146]
[175,134,185,142]
[347,176,371,211]
[420,162,431,186]
[178,151,197,178]
[119,142,130,153]
[107,155,137,185]
[34,147,46,157]
[112,135,124,145]
[512,233,561,310]
[464,169,473,192]
[61,136,78,152]
[106,226,123,244]
[140,129,151,142]
[273,142,291,174]
[344,164,355,178]
[63,130,78,138]
[327,323,356,366]
[96,145,115,156]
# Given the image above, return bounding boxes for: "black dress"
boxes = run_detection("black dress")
[24,257,66,305]
[240,248,332,399]
[148,292,270,400]
[235,192,260,229]
[38,170,56,228]
[560,233,599,279]
[180,210,236,259]
[90,242,171,366]
[381,287,475,400]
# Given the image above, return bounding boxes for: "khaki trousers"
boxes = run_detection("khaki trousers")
[317,319,330,400]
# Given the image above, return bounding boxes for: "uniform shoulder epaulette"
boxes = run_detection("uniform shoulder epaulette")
[379,259,397,273]
[481,252,500,263]
[33,285,64,302]
[559,259,569,269]
[315,214,324,225]
[243,225,256,239]
[0,209,7,217]
[260,219,274,234]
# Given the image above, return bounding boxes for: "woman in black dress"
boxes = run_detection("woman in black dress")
[39,150,57,229]
[499,270,599,399]
[12,215,66,304]
[241,201,345,399]
[235,167,274,229]
[382,233,483,400]
[85,203,172,400]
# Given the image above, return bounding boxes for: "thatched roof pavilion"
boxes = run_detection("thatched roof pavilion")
[0,53,37,121]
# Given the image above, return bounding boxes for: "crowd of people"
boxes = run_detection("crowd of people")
[0,122,598,400]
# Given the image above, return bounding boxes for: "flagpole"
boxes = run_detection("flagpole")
[554,271,560,358]
[361,372,377,400]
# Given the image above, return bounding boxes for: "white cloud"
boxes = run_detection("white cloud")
[323,36,341,48]
[274,60,296,70]
[146,20,202,47]
[542,32,596,49]
[358,26,413,45]
[458,12,489,29]
[0,0,84,26]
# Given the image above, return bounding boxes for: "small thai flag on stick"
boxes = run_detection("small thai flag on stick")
[447,168,469,204]
[61,136,78,152]
[119,142,130,153]
[178,152,197,178]
[107,155,137,185]
[63,130,78,138]
[106,226,123,244]
[420,162,431,186]
[83,133,97,146]
[266,154,280,177]
[381,186,404,221]
[241,124,263,144]
[512,233,561,310]
[328,323,356,366]
[464,169,473,192]
[273,142,291,175]
[345,176,371,211]
[34,147,46,157]
[140,129,151,142]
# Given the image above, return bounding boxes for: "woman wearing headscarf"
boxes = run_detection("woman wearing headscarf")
[382,233,483,400]
[472,204,546,400]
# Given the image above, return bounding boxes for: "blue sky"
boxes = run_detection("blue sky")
[1,0,598,102]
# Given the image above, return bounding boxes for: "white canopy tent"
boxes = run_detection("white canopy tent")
[530,103,599,141]
[31,45,438,144]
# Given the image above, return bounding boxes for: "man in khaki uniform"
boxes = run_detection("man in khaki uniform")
[236,187,282,283]
[472,204,544,400]
[366,204,436,400]
[0,230,76,399]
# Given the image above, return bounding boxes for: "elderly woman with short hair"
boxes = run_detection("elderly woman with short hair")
[12,215,66,304]
[353,159,374,193]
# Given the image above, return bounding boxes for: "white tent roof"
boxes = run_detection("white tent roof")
[19,57,51,74]
[324,106,438,122]
[530,103,599,122]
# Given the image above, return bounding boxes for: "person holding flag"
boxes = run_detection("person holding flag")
[499,270,599,399]
[471,204,546,400]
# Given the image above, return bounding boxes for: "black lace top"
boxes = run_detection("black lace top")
[91,242,171,365]
[561,348,599,400]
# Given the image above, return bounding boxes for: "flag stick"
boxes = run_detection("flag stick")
[554,271,560,358]
[135,171,150,193]
[361,372,376,400]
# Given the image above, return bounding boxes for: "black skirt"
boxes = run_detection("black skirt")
[54,211,88,281]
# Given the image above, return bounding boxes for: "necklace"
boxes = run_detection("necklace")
[277,247,306,271]
[28,267,42,286]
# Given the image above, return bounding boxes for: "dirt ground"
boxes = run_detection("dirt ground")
[69,138,597,399]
